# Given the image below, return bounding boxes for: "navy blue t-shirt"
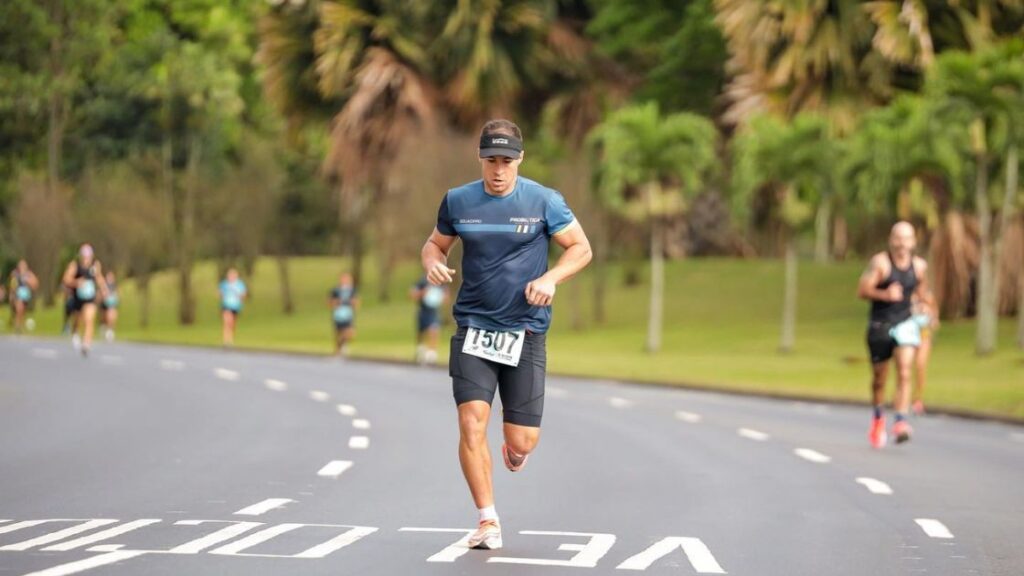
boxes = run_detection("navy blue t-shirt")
[436,177,575,333]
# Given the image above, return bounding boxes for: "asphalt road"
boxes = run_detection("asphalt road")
[1,336,1021,575]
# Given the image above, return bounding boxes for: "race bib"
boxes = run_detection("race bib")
[77,279,97,301]
[462,327,526,367]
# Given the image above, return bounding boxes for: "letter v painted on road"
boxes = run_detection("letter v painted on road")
[616,537,726,573]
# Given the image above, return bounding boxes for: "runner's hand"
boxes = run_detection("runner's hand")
[885,284,903,302]
[525,277,556,307]
[427,262,456,285]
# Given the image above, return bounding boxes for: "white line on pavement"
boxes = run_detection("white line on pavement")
[0,520,118,551]
[264,379,287,392]
[31,348,58,359]
[794,448,831,463]
[214,368,240,382]
[99,355,124,366]
[856,477,893,495]
[337,404,357,416]
[234,499,294,516]
[915,519,954,539]
[43,520,161,552]
[349,436,369,450]
[674,410,702,423]
[159,360,185,371]
[352,419,370,430]
[616,536,726,573]
[309,390,330,402]
[398,528,474,562]
[21,550,148,576]
[608,397,633,409]
[317,460,354,478]
[737,428,769,441]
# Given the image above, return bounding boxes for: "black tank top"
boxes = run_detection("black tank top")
[75,261,97,280]
[870,253,916,324]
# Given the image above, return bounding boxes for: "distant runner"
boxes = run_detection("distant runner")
[219,268,247,347]
[911,291,938,415]
[328,272,359,357]
[421,119,592,550]
[8,259,39,334]
[100,270,120,342]
[411,275,447,364]
[857,221,931,448]
[62,244,110,357]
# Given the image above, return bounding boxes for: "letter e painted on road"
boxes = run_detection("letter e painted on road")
[489,531,616,568]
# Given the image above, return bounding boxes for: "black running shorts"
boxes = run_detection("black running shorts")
[450,326,546,427]
[866,321,896,364]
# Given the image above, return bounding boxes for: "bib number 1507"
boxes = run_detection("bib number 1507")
[462,327,526,367]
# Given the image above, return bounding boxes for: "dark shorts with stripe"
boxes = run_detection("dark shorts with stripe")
[450,326,546,427]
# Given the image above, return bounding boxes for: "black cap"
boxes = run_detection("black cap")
[479,133,523,159]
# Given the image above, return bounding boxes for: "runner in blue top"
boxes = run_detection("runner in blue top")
[219,268,247,347]
[411,276,448,364]
[421,119,592,550]
[8,259,39,334]
[328,272,359,357]
[62,244,110,357]
[100,270,120,342]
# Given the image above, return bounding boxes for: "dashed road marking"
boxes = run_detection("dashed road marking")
[915,519,954,539]
[31,348,58,359]
[856,477,893,495]
[349,436,369,450]
[159,360,185,371]
[264,379,287,392]
[234,499,294,516]
[337,404,357,416]
[794,448,831,463]
[214,368,240,382]
[317,461,354,479]
[43,519,161,552]
[99,355,124,366]
[309,390,330,402]
[737,428,769,441]
[674,410,702,423]
[608,397,633,409]
[352,419,370,430]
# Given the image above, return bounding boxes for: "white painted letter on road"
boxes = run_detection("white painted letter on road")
[617,537,726,573]
[489,531,616,568]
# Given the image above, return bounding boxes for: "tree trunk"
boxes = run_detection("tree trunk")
[592,213,611,325]
[779,235,798,353]
[993,141,1019,312]
[814,198,831,264]
[975,144,997,355]
[277,255,294,315]
[646,218,664,353]
[178,136,200,326]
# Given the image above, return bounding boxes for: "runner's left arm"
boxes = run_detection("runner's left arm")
[525,220,593,307]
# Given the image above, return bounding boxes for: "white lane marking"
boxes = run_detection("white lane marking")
[214,368,240,382]
[337,404,357,416]
[1010,432,1024,443]
[352,419,371,430]
[856,477,894,495]
[737,428,769,441]
[616,536,726,573]
[317,461,354,478]
[546,386,569,399]
[915,519,954,539]
[168,520,263,554]
[608,397,633,409]
[100,355,124,366]
[398,527,474,562]
[21,550,148,576]
[794,448,831,463]
[208,524,377,558]
[88,545,125,552]
[309,390,330,402]
[43,519,161,551]
[233,499,294,516]
[490,531,616,568]
[0,519,118,551]
[159,360,185,371]
[674,410,702,423]
[349,436,369,449]
[32,348,58,359]
[264,379,287,392]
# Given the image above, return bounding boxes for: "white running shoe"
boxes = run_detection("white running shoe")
[72,334,82,351]
[105,329,114,342]
[467,520,502,550]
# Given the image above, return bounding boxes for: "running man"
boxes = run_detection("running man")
[411,275,448,364]
[219,268,247,347]
[100,270,120,342]
[62,244,110,357]
[328,272,359,357]
[910,291,939,415]
[857,221,931,448]
[8,260,39,334]
[421,119,592,550]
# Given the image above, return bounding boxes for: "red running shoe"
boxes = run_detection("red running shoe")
[869,417,887,449]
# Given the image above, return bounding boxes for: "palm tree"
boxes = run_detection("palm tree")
[588,102,717,353]
[732,113,836,353]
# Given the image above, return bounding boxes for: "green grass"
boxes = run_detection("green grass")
[10,256,1024,419]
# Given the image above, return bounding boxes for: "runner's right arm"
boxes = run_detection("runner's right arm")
[422,227,458,286]
[857,255,900,302]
